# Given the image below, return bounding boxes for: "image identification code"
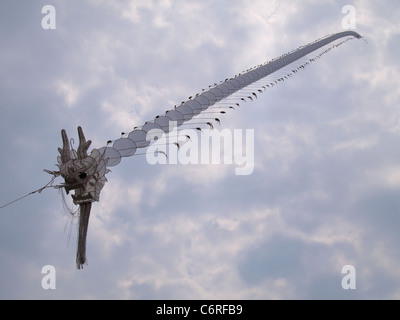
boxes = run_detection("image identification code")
[156,304,243,317]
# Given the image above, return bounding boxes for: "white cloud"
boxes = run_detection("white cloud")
[55,81,79,107]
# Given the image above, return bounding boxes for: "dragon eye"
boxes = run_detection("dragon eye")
[79,172,88,179]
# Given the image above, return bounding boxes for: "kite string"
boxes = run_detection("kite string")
[0,175,58,211]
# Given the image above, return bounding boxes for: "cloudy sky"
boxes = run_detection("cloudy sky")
[1,0,400,300]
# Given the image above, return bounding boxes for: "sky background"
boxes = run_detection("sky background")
[1,0,400,299]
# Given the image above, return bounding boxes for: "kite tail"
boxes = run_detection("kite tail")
[76,203,91,269]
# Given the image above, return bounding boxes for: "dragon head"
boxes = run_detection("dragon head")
[49,126,109,205]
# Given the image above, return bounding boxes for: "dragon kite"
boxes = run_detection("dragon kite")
[44,31,362,269]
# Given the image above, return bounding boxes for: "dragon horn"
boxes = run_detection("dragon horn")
[77,126,92,160]
[58,129,71,163]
